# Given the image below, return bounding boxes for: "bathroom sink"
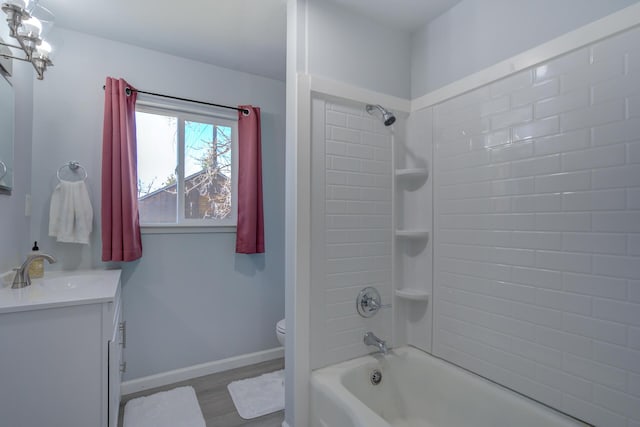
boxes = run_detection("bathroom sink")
[0,270,121,314]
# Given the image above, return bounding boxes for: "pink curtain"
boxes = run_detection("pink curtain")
[101,77,143,262]
[235,105,264,254]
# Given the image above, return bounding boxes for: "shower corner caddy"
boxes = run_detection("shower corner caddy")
[395,289,430,302]
[395,168,428,179]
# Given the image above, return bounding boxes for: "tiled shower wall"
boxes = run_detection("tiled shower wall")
[433,27,640,426]
[310,98,393,369]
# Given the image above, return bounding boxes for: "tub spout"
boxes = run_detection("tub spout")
[364,332,389,355]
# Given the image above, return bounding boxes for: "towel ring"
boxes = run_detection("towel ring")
[0,160,6,180]
[57,161,87,182]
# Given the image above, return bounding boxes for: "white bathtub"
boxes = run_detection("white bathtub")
[311,346,590,427]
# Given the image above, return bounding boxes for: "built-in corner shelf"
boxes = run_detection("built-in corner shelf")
[395,289,430,302]
[395,230,429,240]
[395,168,429,179]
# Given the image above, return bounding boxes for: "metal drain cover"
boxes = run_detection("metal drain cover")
[370,369,382,385]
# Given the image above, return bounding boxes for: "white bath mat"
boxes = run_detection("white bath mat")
[227,369,285,419]
[123,386,205,427]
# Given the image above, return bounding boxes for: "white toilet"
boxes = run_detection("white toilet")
[276,319,285,346]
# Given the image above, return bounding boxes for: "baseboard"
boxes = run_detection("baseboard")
[121,346,284,396]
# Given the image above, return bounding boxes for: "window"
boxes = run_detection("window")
[136,105,237,227]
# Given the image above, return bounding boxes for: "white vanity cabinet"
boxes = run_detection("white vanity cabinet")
[0,270,124,427]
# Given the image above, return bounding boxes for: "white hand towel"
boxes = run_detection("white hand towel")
[48,180,93,244]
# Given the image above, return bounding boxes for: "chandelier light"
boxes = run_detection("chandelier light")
[0,0,53,79]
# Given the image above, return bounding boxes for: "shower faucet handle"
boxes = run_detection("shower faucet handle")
[356,287,390,318]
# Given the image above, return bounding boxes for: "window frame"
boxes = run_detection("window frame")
[135,101,239,231]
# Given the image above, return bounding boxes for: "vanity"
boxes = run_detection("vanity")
[0,269,124,427]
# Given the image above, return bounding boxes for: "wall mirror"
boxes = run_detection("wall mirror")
[0,72,14,194]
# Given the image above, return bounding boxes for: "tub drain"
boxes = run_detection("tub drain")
[370,369,382,385]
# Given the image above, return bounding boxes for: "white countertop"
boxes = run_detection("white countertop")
[0,269,121,314]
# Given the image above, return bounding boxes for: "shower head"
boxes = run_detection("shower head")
[366,104,396,126]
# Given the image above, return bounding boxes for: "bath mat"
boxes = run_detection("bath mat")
[227,369,285,419]
[123,386,205,427]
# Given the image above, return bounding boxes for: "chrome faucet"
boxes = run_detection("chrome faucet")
[364,332,389,355]
[11,253,57,289]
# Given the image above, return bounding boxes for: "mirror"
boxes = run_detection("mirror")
[0,72,14,194]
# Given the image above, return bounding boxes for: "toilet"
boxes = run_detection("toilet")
[276,319,285,346]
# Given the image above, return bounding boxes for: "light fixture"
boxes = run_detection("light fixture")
[0,0,53,79]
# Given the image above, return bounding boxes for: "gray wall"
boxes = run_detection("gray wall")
[30,28,286,380]
[306,0,412,99]
[0,61,33,273]
[411,0,640,98]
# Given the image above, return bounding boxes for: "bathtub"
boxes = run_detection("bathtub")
[310,346,589,427]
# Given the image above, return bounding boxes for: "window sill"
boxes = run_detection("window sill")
[141,225,237,235]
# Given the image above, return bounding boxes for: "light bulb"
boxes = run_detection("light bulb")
[20,16,42,37]
[36,39,51,57]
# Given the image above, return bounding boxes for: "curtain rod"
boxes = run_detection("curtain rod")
[102,85,250,115]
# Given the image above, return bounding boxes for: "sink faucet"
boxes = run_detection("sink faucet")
[364,332,389,355]
[12,253,57,289]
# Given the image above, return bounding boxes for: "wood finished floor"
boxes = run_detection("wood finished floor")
[118,358,285,427]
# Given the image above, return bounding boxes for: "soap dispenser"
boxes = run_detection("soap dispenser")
[28,241,44,279]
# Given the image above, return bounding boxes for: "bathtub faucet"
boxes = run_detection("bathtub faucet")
[364,332,389,355]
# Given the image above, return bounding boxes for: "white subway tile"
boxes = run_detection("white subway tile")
[593,298,640,327]
[562,189,626,212]
[535,363,593,401]
[563,312,626,345]
[562,144,626,171]
[490,140,534,162]
[561,99,625,132]
[512,116,560,142]
[535,250,592,273]
[592,211,640,233]
[489,106,533,132]
[594,384,640,420]
[511,155,561,178]
[536,325,592,356]
[631,327,640,351]
[630,373,640,398]
[535,88,590,119]
[533,129,590,156]
[490,70,533,98]
[630,234,640,256]
[329,102,363,116]
[630,94,640,118]
[512,337,563,368]
[563,353,627,391]
[592,165,640,189]
[629,280,640,303]
[535,288,591,316]
[535,212,591,232]
[331,126,361,143]
[436,85,491,114]
[491,177,535,196]
[346,115,374,131]
[562,394,626,427]
[593,72,640,105]
[489,247,535,267]
[591,117,640,146]
[593,255,640,279]
[563,272,627,300]
[512,266,563,289]
[628,141,640,164]
[511,79,559,107]
[326,141,347,156]
[330,156,361,172]
[561,57,625,92]
[437,117,490,141]
[326,110,347,127]
[563,232,627,255]
[535,171,591,193]
[534,48,590,81]
[512,194,562,212]
[346,143,374,159]
[511,231,562,250]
